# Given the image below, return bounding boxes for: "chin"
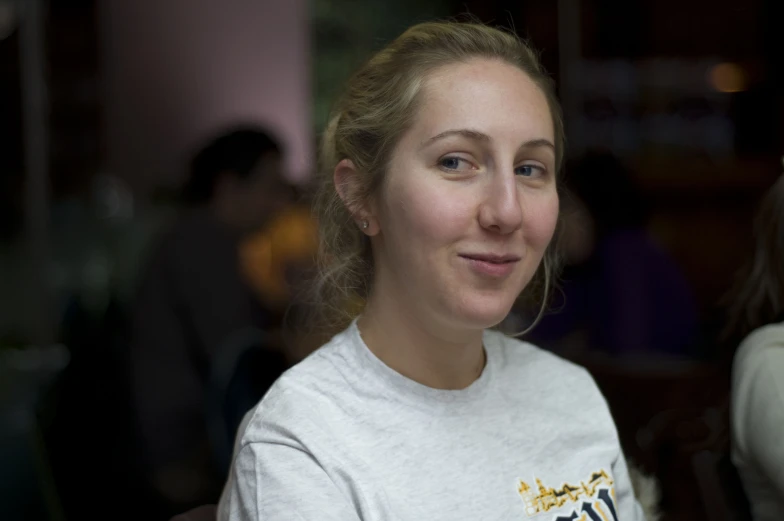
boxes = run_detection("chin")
[448,294,516,331]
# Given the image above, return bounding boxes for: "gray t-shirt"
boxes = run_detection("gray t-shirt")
[218,321,645,521]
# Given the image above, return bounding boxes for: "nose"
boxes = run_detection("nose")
[478,171,523,235]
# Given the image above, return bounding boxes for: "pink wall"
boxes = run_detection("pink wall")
[100,0,312,193]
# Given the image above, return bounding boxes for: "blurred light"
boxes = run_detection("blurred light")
[0,2,15,40]
[708,62,747,93]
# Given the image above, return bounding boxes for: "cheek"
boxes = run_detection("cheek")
[524,193,559,249]
[384,180,471,246]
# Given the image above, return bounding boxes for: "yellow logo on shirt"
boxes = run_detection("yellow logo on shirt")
[518,469,618,520]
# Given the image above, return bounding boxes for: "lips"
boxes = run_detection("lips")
[459,253,521,264]
[459,253,521,278]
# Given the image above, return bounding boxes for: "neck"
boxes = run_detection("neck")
[358,290,486,390]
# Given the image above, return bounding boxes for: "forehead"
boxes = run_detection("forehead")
[412,58,554,143]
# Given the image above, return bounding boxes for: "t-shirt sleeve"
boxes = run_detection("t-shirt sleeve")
[734,344,784,496]
[610,447,648,521]
[579,367,648,520]
[219,441,362,521]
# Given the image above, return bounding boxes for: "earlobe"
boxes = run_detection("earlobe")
[334,159,378,235]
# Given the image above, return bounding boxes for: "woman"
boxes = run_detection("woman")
[725,168,784,521]
[218,21,646,521]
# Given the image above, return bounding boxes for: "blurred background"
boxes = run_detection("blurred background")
[1,0,782,520]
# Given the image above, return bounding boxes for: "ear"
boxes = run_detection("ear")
[333,159,379,235]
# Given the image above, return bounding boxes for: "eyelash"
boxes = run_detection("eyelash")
[514,164,547,178]
[438,156,473,172]
[438,156,547,178]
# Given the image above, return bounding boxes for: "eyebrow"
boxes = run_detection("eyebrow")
[420,128,555,153]
[421,129,490,148]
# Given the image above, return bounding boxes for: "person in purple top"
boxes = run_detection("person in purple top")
[529,151,699,357]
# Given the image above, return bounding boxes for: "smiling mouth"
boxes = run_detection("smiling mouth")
[458,253,521,278]
[458,253,521,264]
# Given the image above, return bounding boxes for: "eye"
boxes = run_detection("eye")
[515,164,546,178]
[438,156,474,172]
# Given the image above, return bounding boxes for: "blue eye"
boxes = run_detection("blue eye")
[438,156,472,172]
[515,164,544,177]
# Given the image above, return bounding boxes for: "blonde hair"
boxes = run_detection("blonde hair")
[311,21,565,333]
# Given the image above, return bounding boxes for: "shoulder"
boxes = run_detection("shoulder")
[734,322,784,377]
[484,329,603,399]
[731,324,784,459]
[236,328,357,446]
[737,322,784,353]
[485,330,619,438]
[486,329,595,379]
[731,324,784,441]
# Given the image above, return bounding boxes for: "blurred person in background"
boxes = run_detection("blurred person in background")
[217,22,651,521]
[528,151,699,359]
[129,126,292,514]
[239,198,322,362]
[723,167,784,521]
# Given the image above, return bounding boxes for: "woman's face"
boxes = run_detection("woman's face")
[369,58,560,334]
